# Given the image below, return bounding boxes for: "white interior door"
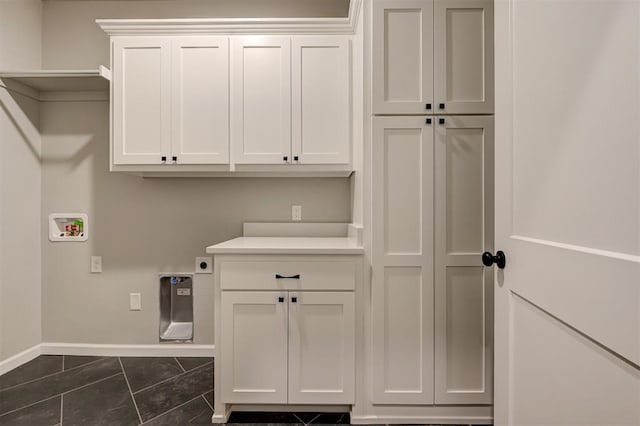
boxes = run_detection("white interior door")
[494,1,640,425]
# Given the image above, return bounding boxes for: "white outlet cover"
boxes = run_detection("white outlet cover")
[292,205,302,221]
[91,256,102,273]
[195,257,213,274]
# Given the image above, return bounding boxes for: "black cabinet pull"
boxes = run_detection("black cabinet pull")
[426,103,432,110]
[275,274,300,279]
[439,118,445,125]
[439,103,445,109]
[172,156,177,162]
[425,118,432,125]
[278,296,285,303]
[161,156,167,162]
[283,156,288,162]
[293,156,299,161]
[291,296,298,303]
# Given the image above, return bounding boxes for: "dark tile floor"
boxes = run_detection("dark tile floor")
[0,355,213,425]
[0,356,478,426]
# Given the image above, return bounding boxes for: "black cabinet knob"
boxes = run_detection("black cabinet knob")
[291,296,297,303]
[426,103,432,110]
[172,156,177,162]
[426,118,432,125]
[293,156,299,161]
[482,251,506,269]
[439,103,445,109]
[161,156,167,162]
[439,118,445,125]
[278,296,284,303]
[283,156,288,162]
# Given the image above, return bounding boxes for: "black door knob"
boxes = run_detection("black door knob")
[482,251,506,269]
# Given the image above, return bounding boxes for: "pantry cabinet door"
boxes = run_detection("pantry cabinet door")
[434,115,494,404]
[372,0,434,114]
[288,292,355,404]
[371,116,435,404]
[220,291,288,404]
[231,36,291,164]
[291,37,350,164]
[171,37,229,164]
[434,0,494,114]
[112,37,171,164]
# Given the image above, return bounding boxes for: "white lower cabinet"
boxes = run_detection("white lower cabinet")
[221,291,355,405]
[215,254,359,417]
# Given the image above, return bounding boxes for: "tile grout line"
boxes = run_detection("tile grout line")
[307,413,321,425]
[61,371,123,397]
[0,393,61,418]
[132,361,213,395]
[138,393,205,425]
[201,393,213,411]
[174,357,187,373]
[0,357,109,393]
[61,356,65,372]
[118,357,143,425]
[60,393,64,426]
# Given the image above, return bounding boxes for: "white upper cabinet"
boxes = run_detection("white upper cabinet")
[113,37,171,165]
[434,0,494,114]
[112,36,230,166]
[372,0,434,114]
[292,37,351,164]
[172,37,229,164]
[372,0,493,115]
[231,36,292,165]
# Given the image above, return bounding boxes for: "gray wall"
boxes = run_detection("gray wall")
[0,0,43,361]
[39,0,352,346]
[42,0,350,69]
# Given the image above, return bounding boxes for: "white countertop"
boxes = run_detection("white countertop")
[205,237,364,255]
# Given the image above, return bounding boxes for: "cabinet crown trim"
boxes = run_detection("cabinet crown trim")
[97,1,361,36]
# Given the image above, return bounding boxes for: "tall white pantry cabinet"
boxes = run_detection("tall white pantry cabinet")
[364,0,494,421]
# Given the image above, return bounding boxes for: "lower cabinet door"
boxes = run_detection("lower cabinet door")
[288,292,355,404]
[221,291,288,403]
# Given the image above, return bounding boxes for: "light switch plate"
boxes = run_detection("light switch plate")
[195,257,212,274]
[130,293,141,310]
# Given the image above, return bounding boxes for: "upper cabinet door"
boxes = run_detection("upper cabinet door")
[231,36,291,165]
[292,37,350,164]
[171,37,229,164]
[112,37,171,165]
[434,0,494,114]
[372,0,434,115]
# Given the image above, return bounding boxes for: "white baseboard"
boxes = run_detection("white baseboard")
[0,344,42,375]
[350,415,493,425]
[40,343,215,358]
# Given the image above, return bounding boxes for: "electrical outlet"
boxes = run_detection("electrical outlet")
[91,256,102,273]
[130,293,141,310]
[195,256,213,274]
[292,205,302,221]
